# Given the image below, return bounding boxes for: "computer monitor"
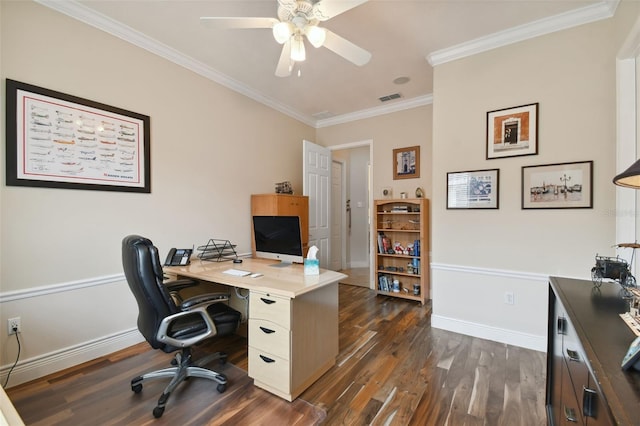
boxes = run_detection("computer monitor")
[252,215,304,266]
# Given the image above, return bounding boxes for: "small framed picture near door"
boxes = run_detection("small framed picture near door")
[487,103,538,159]
[393,145,420,179]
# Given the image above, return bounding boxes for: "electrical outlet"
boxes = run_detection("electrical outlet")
[7,317,21,335]
[504,292,515,305]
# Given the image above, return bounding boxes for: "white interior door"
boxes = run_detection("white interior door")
[303,140,331,268]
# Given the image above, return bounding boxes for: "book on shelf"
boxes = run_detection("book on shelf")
[378,274,391,292]
[377,232,392,254]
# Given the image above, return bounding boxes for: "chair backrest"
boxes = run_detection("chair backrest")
[122,235,178,350]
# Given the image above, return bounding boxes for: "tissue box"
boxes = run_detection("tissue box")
[304,259,319,275]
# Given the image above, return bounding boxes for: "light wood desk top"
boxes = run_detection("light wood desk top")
[165,257,346,298]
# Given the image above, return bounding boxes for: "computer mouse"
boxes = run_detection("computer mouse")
[233,258,243,263]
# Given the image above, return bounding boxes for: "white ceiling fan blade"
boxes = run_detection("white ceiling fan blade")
[322,29,371,66]
[275,41,293,77]
[200,17,278,29]
[312,0,369,21]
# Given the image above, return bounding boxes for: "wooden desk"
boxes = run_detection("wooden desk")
[547,277,640,425]
[166,258,346,401]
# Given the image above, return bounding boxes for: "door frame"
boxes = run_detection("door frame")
[616,15,640,274]
[328,139,373,287]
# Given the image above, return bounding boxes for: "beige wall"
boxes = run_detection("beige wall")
[317,106,433,202]
[0,1,314,384]
[431,1,640,350]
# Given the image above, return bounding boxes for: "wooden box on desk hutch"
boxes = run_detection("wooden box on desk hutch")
[375,198,429,304]
[251,194,309,256]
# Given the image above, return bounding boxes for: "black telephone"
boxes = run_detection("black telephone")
[164,248,192,266]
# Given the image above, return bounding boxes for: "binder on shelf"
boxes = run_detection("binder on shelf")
[197,239,238,262]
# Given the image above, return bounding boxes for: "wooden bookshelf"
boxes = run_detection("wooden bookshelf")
[374,198,429,304]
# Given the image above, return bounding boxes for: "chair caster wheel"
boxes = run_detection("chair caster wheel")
[153,406,165,418]
[217,383,226,393]
[131,383,143,393]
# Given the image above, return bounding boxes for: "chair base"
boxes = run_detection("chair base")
[131,348,228,418]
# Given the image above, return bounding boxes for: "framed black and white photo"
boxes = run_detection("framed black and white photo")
[393,146,420,180]
[487,103,538,159]
[447,169,499,209]
[522,161,593,209]
[6,79,151,193]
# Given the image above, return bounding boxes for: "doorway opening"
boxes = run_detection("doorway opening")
[330,140,373,289]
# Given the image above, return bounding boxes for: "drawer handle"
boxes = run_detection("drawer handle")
[557,317,566,335]
[563,405,578,423]
[259,355,275,363]
[566,348,580,362]
[582,386,597,418]
[259,326,275,334]
[260,298,276,305]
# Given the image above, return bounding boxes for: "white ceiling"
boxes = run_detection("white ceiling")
[38,0,618,127]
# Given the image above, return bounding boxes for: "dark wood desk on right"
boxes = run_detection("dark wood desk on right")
[547,277,640,425]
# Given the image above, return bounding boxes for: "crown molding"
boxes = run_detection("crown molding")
[34,0,617,128]
[34,0,316,126]
[315,94,433,128]
[427,0,620,66]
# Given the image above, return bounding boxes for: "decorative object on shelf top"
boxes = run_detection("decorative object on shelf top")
[382,187,392,198]
[415,187,424,198]
[197,239,238,262]
[275,181,293,194]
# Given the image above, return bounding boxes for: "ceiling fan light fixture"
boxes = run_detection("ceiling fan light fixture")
[273,21,293,44]
[291,35,306,62]
[305,25,326,48]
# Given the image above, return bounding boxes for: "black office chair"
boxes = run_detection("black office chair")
[121,235,241,418]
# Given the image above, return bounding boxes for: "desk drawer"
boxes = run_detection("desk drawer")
[248,347,290,394]
[249,319,290,360]
[250,291,291,328]
[562,317,589,406]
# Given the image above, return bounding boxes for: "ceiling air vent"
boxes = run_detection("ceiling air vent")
[379,93,402,102]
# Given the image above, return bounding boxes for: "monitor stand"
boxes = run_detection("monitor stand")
[269,261,293,268]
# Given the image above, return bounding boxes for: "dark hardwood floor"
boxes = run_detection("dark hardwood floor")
[6,285,547,425]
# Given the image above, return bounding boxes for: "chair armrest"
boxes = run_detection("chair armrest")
[164,278,198,292]
[156,307,216,348]
[180,292,230,310]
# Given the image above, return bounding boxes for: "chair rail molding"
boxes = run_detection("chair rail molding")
[0,273,125,303]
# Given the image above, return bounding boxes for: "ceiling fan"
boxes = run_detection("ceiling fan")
[200,0,371,77]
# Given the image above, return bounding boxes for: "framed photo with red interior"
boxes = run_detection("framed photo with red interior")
[486,103,538,159]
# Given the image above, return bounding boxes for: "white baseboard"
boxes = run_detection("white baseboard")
[1,329,144,388]
[431,314,546,352]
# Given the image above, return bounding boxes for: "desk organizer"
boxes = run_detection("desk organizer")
[197,239,238,262]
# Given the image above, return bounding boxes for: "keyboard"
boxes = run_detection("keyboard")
[223,268,251,277]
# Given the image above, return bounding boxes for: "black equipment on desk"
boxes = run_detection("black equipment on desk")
[164,248,192,266]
